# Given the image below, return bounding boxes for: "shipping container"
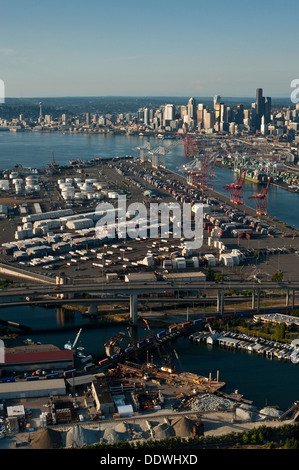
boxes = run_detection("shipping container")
[1,377,15,383]
[169,325,178,333]
[157,330,167,339]
[81,355,93,364]
[46,373,59,379]
[146,336,155,343]
[98,358,110,368]
[63,369,76,378]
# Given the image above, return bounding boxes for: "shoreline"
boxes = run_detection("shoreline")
[161,165,299,233]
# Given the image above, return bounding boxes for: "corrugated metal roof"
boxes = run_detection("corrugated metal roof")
[0,378,65,392]
[3,349,73,365]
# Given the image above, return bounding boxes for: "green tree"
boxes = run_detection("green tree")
[284,438,298,449]
[271,271,283,282]
[214,272,223,283]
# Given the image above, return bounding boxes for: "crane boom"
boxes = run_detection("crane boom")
[72,328,82,349]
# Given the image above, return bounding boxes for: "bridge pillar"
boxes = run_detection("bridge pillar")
[286,289,289,307]
[217,289,224,315]
[130,293,138,325]
[87,304,98,316]
[292,289,295,310]
[252,289,255,310]
[256,289,261,313]
[252,289,260,311]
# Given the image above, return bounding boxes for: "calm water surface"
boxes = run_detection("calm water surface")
[1,131,298,228]
[0,304,298,410]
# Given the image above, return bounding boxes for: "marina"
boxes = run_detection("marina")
[190,328,299,363]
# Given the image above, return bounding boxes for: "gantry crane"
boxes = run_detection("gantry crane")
[134,138,180,168]
[223,168,247,205]
[248,177,271,216]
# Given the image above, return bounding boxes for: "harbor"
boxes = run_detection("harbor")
[0,132,299,448]
[190,328,299,363]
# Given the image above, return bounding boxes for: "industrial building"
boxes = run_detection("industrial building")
[0,379,66,399]
[253,313,299,327]
[1,344,74,374]
[90,375,115,415]
[125,272,157,283]
[163,271,206,282]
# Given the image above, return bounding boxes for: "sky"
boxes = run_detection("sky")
[0,0,298,98]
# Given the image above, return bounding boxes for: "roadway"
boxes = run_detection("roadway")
[0,279,298,300]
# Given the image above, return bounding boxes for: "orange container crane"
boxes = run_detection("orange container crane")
[248,177,271,216]
[223,168,247,205]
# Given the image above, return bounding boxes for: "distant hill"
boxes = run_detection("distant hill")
[0,96,294,120]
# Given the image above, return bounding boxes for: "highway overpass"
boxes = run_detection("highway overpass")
[0,279,298,324]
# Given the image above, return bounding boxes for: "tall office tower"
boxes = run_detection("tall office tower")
[149,108,154,122]
[85,113,90,125]
[220,103,226,122]
[214,95,221,109]
[226,106,233,122]
[181,105,188,119]
[264,97,272,124]
[137,108,144,122]
[164,104,175,121]
[214,102,221,121]
[197,103,205,129]
[203,109,214,129]
[236,104,244,124]
[256,88,265,129]
[144,108,149,125]
[260,115,267,135]
[187,97,197,124]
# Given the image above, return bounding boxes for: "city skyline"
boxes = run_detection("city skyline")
[0,0,298,98]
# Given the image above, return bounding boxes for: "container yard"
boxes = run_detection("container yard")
[0,154,298,287]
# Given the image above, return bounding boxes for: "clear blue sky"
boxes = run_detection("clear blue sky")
[0,0,298,98]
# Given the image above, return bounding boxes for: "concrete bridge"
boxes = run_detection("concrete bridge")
[0,279,298,324]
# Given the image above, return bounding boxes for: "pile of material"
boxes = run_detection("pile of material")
[130,422,151,441]
[102,428,121,444]
[235,404,258,422]
[64,425,101,448]
[114,422,131,441]
[152,422,175,440]
[259,407,282,420]
[172,416,194,438]
[30,428,62,449]
[190,394,235,412]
